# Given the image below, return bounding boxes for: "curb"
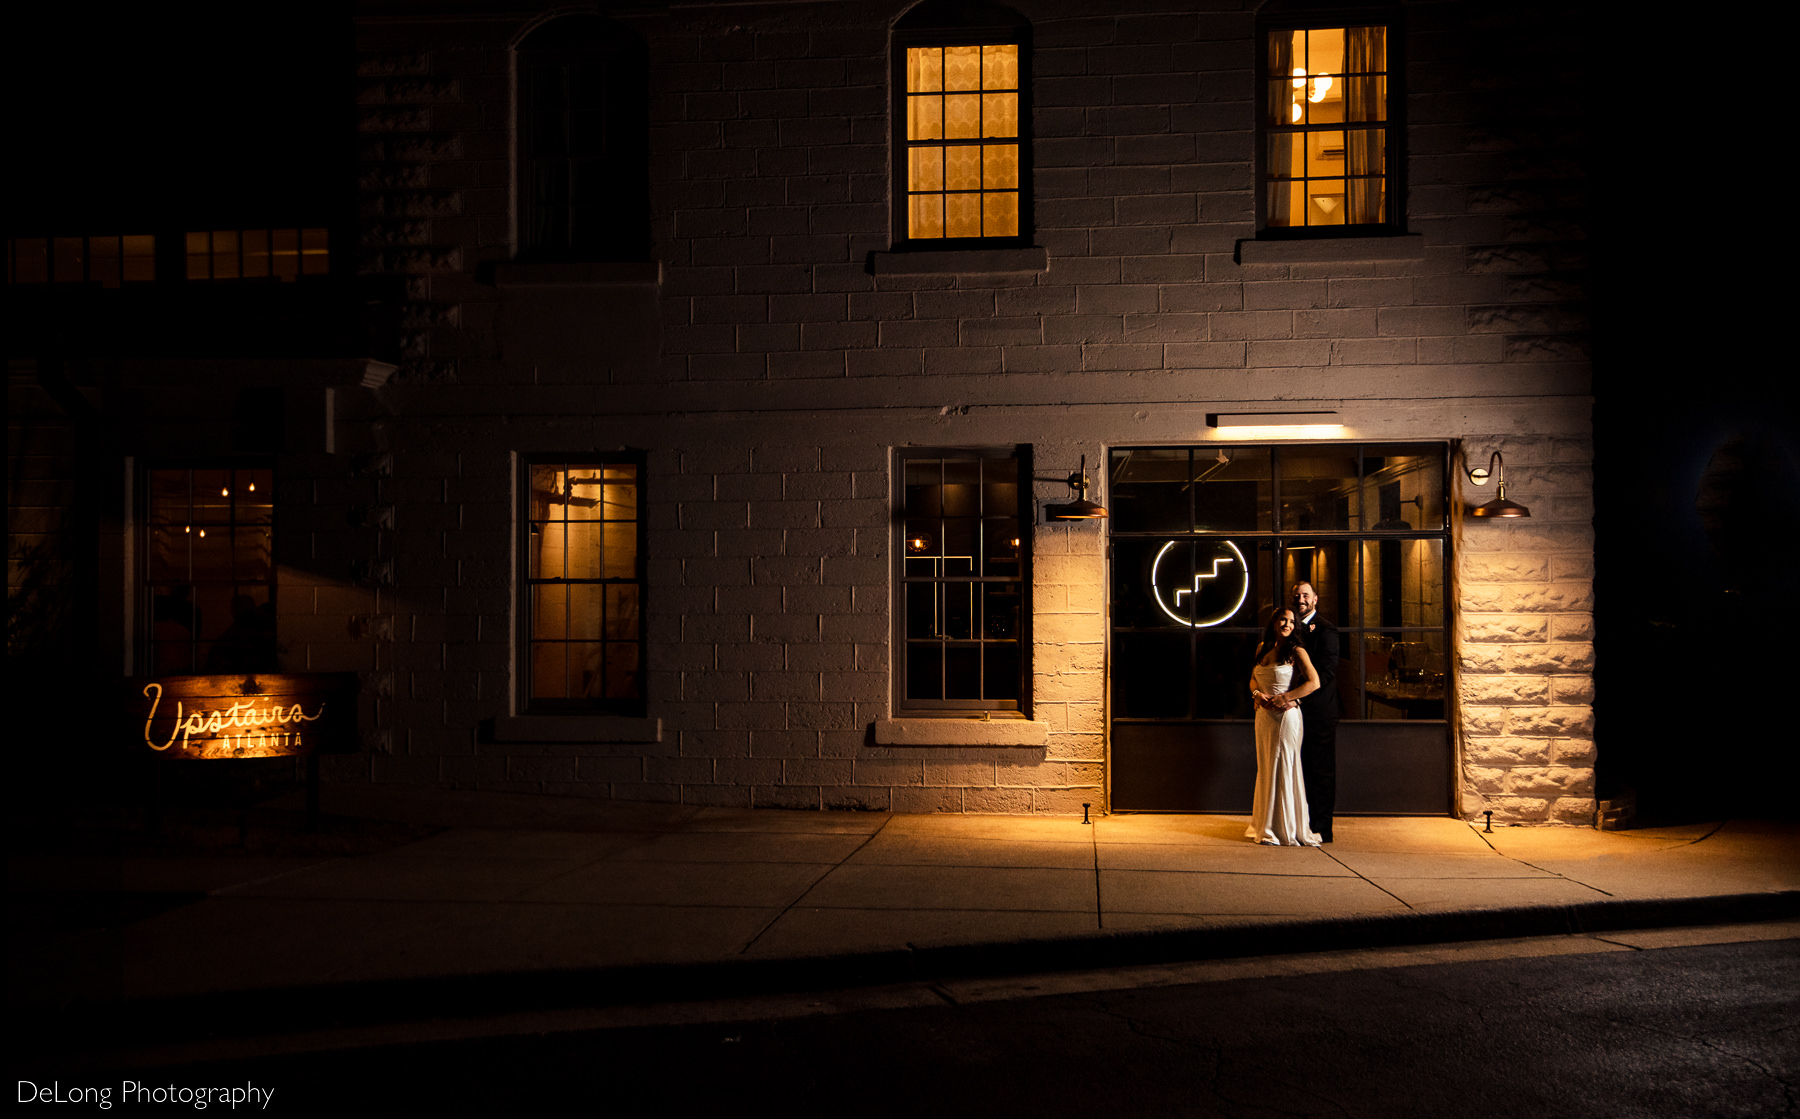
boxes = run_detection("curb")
[25,890,1798,1060]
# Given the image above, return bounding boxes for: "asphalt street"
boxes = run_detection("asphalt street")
[31,921,1797,1117]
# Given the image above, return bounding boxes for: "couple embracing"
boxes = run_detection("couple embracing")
[1245,582,1339,847]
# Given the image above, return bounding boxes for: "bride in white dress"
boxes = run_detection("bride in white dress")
[1246,608,1323,846]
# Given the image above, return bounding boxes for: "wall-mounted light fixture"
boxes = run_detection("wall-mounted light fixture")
[1045,455,1108,521]
[1465,450,1530,518]
[1207,412,1344,439]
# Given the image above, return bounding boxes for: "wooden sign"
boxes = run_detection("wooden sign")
[127,674,359,759]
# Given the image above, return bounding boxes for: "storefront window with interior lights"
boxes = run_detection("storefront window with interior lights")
[144,465,277,674]
[1108,443,1448,722]
[897,449,1028,712]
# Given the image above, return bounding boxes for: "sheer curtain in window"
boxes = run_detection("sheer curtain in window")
[1345,26,1386,225]
[1267,32,1294,224]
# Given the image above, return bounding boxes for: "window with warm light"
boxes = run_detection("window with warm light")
[896,449,1029,713]
[893,2,1030,249]
[523,457,646,714]
[143,464,277,675]
[1260,20,1398,235]
[1108,443,1448,723]
[185,228,328,281]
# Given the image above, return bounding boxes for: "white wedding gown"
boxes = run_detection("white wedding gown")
[1247,662,1322,846]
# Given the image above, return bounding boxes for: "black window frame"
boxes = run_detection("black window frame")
[7,234,157,287]
[140,459,279,676]
[894,446,1032,716]
[1107,442,1450,723]
[890,1,1033,252]
[1255,7,1405,240]
[515,15,652,263]
[519,453,648,717]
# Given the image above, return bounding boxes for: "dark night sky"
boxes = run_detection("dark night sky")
[5,3,353,231]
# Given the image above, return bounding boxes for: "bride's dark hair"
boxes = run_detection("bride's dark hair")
[1255,609,1302,666]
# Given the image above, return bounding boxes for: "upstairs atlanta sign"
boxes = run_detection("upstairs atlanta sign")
[127,674,358,759]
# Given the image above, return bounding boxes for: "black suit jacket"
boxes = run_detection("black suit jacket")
[1298,614,1341,724]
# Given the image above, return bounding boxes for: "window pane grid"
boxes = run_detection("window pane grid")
[525,459,644,711]
[1110,444,1446,722]
[184,228,328,281]
[1264,25,1389,229]
[904,44,1020,241]
[899,451,1023,709]
[144,465,276,675]
[517,19,651,262]
[7,235,156,287]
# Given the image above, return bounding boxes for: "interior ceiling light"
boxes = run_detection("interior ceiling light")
[1290,67,1333,114]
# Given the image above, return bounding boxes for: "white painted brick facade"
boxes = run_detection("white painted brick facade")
[288,0,1602,820]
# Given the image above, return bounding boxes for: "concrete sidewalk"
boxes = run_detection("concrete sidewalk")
[10,785,1798,1061]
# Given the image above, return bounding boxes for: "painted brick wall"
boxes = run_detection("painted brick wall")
[1456,435,1596,823]
[334,0,1594,820]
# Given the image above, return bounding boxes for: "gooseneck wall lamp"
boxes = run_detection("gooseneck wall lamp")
[1465,451,1531,518]
[1045,455,1108,521]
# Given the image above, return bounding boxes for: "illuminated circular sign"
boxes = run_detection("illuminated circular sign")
[1150,539,1250,628]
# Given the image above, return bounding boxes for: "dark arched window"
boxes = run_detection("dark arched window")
[891,0,1032,250]
[516,16,650,261]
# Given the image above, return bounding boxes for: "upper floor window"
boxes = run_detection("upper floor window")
[186,228,328,281]
[1259,18,1398,236]
[516,16,650,262]
[8,229,329,285]
[8,235,155,287]
[892,1,1031,250]
[522,456,646,715]
[896,448,1029,714]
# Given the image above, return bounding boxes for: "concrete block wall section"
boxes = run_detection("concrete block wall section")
[333,1,1593,816]
[1456,436,1596,824]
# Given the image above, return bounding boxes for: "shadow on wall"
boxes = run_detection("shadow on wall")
[1602,421,1800,825]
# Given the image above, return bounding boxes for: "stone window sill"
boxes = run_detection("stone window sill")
[492,715,662,743]
[873,718,1050,747]
[492,261,662,287]
[1236,234,1425,265]
[868,247,1048,276]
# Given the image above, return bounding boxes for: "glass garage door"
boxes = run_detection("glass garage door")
[1108,443,1453,814]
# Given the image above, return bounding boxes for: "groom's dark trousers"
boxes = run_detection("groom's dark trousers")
[1298,614,1341,842]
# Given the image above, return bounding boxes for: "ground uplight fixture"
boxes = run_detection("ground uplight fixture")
[1465,450,1531,518]
[1045,454,1107,521]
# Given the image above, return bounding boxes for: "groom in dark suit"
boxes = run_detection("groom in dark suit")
[1292,582,1340,842]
